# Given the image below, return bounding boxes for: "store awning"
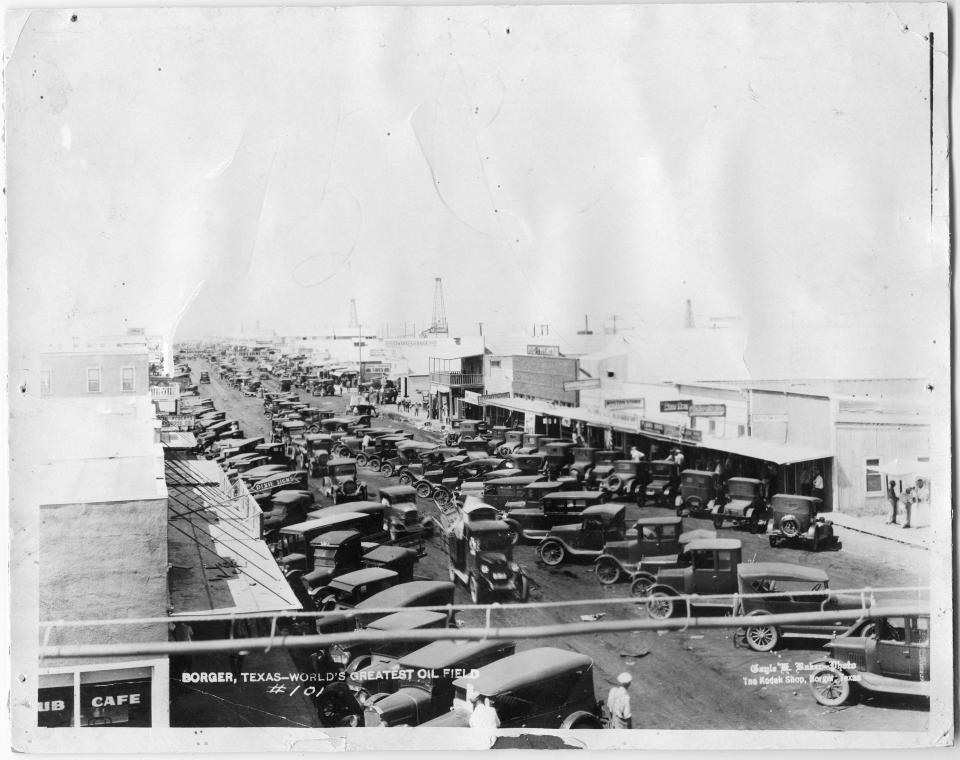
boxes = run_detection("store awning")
[160,431,197,450]
[698,436,832,465]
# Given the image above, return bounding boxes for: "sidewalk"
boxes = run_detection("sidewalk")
[829,507,930,550]
[381,404,450,443]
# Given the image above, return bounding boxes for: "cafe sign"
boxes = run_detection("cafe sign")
[660,399,692,413]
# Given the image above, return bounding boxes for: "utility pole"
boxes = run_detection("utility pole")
[478,322,483,336]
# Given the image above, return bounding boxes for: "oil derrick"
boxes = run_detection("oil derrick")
[420,278,449,337]
[348,299,359,328]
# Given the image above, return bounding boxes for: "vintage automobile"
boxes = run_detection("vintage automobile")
[276,515,366,581]
[196,410,227,428]
[675,469,723,518]
[593,515,685,585]
[344,609,453,699]
[644,460,681,507]
[315,567,401,611]
[446,513,528,603]
[711,477,768,531]
[199,371,211,384]
[515,433,548,455]
[410,456,473,500]
[509,452,548,475]
[444,419,488,446]
[589,450,621,485]
[378,485,427,546]
[767,494,840,551]
[262,490,314,534]
[381,441,439,480]
[496,430,526,456]
[239,463,289,486]
[807,613,930,707]
[485,426,510,452]
[316,580,457,636]
[537,503,627,566]
[327,458,370,503]
[252,441,287,464]
[633,538,744,617]
[735,563,865,652]
[566,447,599,484]
[248,470,309,500]
[458,437,496,459]
[481,475,552,510]
[292,433,335,478]
[601,460,645,500]
[542,441,576,477]
[300,407,337,432]
[360,544,418,581]
[299,529,369,596]
[420,647,603,729]
[505,490,610,545]
[321,417,358,434]
[222,452,265,474]
[364,640,517,726]
[362,435,417,470]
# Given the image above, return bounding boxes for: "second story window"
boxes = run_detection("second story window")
[86,367,101,393]
[121,366,136,392]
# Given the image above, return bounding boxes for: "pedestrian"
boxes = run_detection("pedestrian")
[672,448,685,468]
[901,485,915,529]
[362,433,372,450]
[812,468,824,501]
[799,466,813,496]
[606,672,633,729]
[629,446,644,463]
[885,478,899,525]
[469,694,501,732]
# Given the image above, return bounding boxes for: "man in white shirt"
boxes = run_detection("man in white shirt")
[629,446,644,463]
[469,695,501,732]
[606,672,633,729]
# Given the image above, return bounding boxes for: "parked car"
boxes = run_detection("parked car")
[327,458,370,503]
[359,544,418,581]
[675,469,723,518]
[509,452,548,475]
[262,490,313,534]
[601,460,645,500]
[315,567,401,611]
[711,477,767,531]
[239,463,288,486]
[378,485,427,546]
[494,478,563,511]
[506,490,611,545]
[735,562,865,651]
[199,371,211,384]
[299,529,368,598]
[542,441,576,477]
[807,613,930,707]
[567,447,599,484]
[593,515,685,585]
[420,647,602,728]
[382,441,439,481]
[644,460,681,507]
[767,494,840,551]
[588,450,621,485]
[446,513,528,603]
[496,430,525,456]
[537,503,627,566]
[363,640,517,726]
[633,538,743,615]
[317,580,457,636]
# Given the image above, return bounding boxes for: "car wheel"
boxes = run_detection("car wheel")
[356,453,368,467]
[646,592,675,620]
[469,575,484,604]
[367,458,381,471]
[780,518,800,538]
[515,575,530,603]
[630,576,655,597]
[745,622,780,652]
[434,487,452,507]
[415,482,433,499]
[539,540,566,567]
[595,559,621,586]
[504,519,521,546]
[380,463,395,478]
[568,716,601,729]
[398,472,413,486]
[809,664,852,707]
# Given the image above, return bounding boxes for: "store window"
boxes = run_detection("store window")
[40,370,52,396]
[489,359,501,368]
[80,668,152,727]
[86,367,101,393]
[865,458,882,494]
[121,366,136,392]
[38,673,74,728]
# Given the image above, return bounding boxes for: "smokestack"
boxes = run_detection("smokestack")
[685,299,695,329]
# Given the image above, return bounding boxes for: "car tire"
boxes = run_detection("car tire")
[745,621,780,652]
[595,559,621,585]
[809,664,852,707]
[630,575,655,597]
[434,487,452,507]
[539,540,566,567]
[356,453,368,467]
[398,472,413,486]
[504,519,521,546]
[380,463,395,478]
[567,716,601,729]
[469,575,484,604]
[515,575,530,603]
[367,457,381,471]
[415,482,433,499]
[646,592,675,620]
[780,518,800,538]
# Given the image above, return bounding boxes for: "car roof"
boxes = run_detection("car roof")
[685,538,742,551]
[485,474,543,486]
[311,530,360,546]
[468,519,512,533]
[772,494,821,505]
[635,515,683,526]
[330,567,397,587]
[678,528,717,544]
[362,545,415,563]
[453,647,592,694]
[581,503,625,517]
[648,459,676,466]
[357,581,455,609]
[281,514,365,535]
[309,502,383,520]
[398,441,438,450]
[681,469,717,477]
[728,477,762,485]
[271,490,312,505]
[367,609,448,631]
[541,491,607,501]
[400,640,509,670]
[327,457,357,467]
[379,485,418,497]
[737,562,829,582]
[526,481,563,490]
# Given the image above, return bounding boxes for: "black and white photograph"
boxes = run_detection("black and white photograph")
[5,2,954,753]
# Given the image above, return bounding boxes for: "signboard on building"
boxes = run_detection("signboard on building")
[639,419,702,443]
[689,403,726,417]
[563,378,601,391]
[751,413,788,423]
[660,399,692,413]
[610,411,643,429]
[605,398,645,411]
[480,392,511,403]
[526,344,560,357]
[463,390,481,405]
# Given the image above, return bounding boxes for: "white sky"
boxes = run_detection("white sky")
[5,3,949,376]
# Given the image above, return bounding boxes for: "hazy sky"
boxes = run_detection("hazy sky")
[5,4,949,374]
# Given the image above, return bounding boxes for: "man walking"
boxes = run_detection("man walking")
[606,672,633,729]
[886,478,899,525]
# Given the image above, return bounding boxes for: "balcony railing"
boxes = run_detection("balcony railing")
[150,384,180,399]
[431,372,484,387]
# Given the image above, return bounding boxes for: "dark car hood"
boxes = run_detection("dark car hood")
[478,551,510,568]
[369,687,430,725]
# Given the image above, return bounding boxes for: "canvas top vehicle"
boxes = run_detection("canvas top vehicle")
[767,494,840,551]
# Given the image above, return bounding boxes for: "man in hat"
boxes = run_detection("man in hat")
[469,693,500,732]
[606,672,633,729]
